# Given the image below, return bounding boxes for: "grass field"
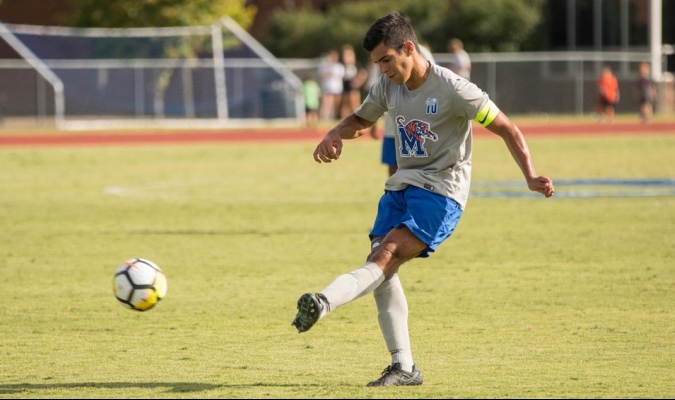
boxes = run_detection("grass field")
[1,129,674,398]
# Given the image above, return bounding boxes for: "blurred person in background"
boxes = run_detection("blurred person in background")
[318,50,345,121]
[637,62,657,123]
[340,44,369,119]
[302,73,321,128]
[365,58,380,101]
[595,65,620,123]
[364,58,382,137]
[446,38,471,80]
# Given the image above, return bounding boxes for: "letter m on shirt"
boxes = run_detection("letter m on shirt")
[397,125,429,157]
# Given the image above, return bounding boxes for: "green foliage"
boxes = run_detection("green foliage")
[262,7,328,59]
[62,0,256,29]
[439,0,546,52]
[263,0,449,62]
[262,0,544,59]
[0,129,674,397]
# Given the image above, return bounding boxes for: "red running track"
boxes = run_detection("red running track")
[0,121,673,147]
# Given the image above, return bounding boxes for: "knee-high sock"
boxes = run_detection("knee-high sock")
[318,262,384,315]
[373,272,413,372]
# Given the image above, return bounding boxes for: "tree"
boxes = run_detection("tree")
[62,0,257,118]
[262,0,545,59]
[63,0,255,29]
[263,0,447,64]
[435,0,545,52]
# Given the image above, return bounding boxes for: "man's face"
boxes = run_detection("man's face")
[370,41,413,85]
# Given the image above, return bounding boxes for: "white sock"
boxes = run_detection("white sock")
[374,272,414,372]
[318,262,385,317]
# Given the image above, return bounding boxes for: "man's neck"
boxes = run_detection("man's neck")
[406,58,431,90]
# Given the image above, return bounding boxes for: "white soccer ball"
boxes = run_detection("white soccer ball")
[113,258,168,311]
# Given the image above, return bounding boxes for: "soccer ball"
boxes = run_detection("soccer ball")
[113,258,168,311]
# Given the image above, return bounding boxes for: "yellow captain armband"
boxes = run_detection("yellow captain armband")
[473,100,500,127]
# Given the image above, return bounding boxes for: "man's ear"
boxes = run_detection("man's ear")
[401,40,414,56]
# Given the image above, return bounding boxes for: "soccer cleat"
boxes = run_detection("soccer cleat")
[291,293,323,333]
[366,363,424,387]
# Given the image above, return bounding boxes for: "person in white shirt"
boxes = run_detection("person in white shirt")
[447,38,471,80]
[318,49,345,121]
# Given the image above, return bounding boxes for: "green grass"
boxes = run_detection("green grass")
[0,132,674,398]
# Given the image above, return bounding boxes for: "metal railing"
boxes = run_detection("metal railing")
[0,19,304,130]
[284,50,673,116]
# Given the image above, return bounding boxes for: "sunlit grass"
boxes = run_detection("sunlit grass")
[0,133,674,398]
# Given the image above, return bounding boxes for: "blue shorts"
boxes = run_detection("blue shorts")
[381,137,397,167]
[369,186,463,258]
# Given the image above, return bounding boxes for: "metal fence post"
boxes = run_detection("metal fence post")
[212,22,228,120]
[575,59,584,115]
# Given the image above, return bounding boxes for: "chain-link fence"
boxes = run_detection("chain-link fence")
[284,50,673,118]
[0,17,672,130]
[0,18,304,130]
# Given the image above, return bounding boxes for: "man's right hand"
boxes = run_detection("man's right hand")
[313,131,343,164]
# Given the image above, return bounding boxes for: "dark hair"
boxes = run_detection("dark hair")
[362,11,420,54]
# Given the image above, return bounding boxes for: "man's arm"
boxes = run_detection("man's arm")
[313,113,375,164]
[475,102,554,198]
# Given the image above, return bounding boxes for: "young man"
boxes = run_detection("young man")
[292,11,554,387]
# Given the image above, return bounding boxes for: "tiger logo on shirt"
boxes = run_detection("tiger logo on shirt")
[395,115,438,157]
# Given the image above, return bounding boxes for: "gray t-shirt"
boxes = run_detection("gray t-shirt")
[356,63,489,209]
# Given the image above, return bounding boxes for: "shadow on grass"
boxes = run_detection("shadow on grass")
[125,229,264,236]
[102,229,335,236]
[100,229,360,236]
[0,381,322,394]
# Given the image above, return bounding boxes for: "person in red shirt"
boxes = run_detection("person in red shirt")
[595,65,620,123]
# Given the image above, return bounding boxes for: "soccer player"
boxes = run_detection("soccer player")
[292,11,555,387]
